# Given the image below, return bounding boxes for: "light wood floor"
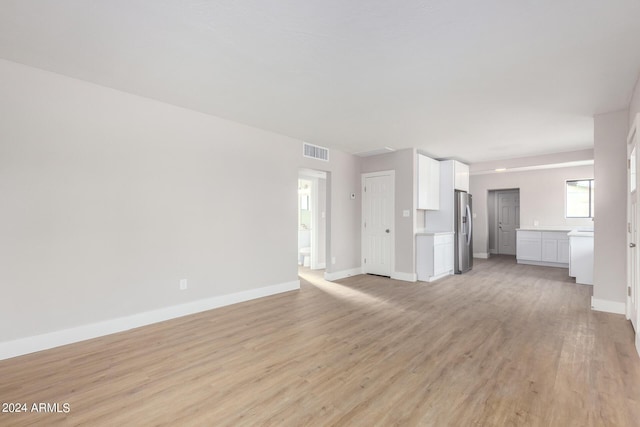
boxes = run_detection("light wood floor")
[1,256,639,426]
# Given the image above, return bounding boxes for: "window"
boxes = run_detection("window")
[566,179,594,218]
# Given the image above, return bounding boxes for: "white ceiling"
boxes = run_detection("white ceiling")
[1,1,639,163]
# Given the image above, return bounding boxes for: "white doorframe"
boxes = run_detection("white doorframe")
[361,170,395,277]
[309,176,319,269]
[496,189,520,255]
[299,168,327,271]
[627,113,640,357]
[487,188,520,255]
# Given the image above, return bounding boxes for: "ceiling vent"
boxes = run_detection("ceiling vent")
[303,142,329,161]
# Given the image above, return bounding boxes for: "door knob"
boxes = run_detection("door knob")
[631,243,636,248]
[385,229,390,233]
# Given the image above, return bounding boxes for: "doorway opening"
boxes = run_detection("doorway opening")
[488,189,520,256]
[298,169,327,273]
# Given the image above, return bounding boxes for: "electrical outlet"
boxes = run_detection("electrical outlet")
[403,210,410,217]
[179,279,188,290]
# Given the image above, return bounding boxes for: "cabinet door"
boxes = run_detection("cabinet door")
[433,243,446,276]
[541,239,558,262]
[428,159,440,209]
[416,236,435,281]
[557,240,570,263]
[517,236,542,261]
[444,242,454,272]
[418,154,440,210]
[453,161,469,192]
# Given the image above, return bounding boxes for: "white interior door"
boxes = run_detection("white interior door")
[628,122,639,333]
[497,191,520,255]
[629,198,637,332]
[362,172,394,277]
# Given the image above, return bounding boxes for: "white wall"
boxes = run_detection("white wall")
[487,191,497,252]
[593,110,629,306]
[630,72,640,125]
[0,59,361,346]
[470,165,594,256]
[360,149,416,277]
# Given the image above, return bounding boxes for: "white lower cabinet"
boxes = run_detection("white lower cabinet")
[516,231,542,261]
[557,240,570,264]
[568,232,594,285]
[516,230,569,268]
[541,238,558,262]
[417,233,454,282]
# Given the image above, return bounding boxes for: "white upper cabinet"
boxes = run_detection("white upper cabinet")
[418,154,440,210]
[453,161,469,192]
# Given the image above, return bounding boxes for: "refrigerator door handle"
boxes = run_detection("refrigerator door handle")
[466,204,472,245]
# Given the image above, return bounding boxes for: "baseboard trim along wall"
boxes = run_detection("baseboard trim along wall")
[324,267,363,281]
[474,252,490,259]
[391,271,417,282]
[324,268,416,283]
[0,280,300,361]
[591,297,626,315]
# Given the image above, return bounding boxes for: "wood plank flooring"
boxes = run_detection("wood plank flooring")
[1,255,639,426]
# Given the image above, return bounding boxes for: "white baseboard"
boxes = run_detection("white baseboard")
[324,267,363,281]
[422,271,453,282]
[474,252,490,259]
[590,297,626,315]
[636,333,640,359]
[391,271,417,282]
[517,259,569,269]
[314,263,326,270]
[0,280,300,361]
[324,268,415,282]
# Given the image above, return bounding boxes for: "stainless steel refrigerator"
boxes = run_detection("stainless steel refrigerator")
[455,190,473,274]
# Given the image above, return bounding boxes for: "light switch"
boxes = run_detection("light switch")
[403,210,410,217]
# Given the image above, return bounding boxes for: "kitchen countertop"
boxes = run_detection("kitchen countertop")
[568,230,594,237]
[517,227,575,232]
[415,230,454,236]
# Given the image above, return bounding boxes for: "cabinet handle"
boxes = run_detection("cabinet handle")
[630,243,636,248]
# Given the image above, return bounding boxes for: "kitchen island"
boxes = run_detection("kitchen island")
[567,230,594,285]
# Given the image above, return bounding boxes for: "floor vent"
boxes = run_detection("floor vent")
[303,142,329,161]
